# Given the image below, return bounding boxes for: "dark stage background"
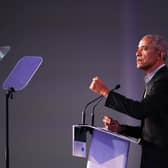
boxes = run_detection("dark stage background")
[0,0,168,168]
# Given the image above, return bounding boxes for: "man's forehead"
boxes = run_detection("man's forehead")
[138,37,154,47]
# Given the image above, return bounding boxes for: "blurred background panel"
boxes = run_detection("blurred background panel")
[0,0,167,167]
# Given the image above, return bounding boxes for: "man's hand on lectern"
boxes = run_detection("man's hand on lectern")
[102,115,122,133]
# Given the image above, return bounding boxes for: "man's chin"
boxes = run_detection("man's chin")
[137,64,141,69]
[137,65,144,70]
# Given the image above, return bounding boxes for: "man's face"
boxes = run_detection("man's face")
[136,37,161,73]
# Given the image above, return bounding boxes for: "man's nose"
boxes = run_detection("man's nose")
[136,49,141,57]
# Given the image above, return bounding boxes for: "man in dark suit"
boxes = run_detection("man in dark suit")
[89,34,168,168]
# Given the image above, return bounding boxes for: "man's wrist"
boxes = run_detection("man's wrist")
[101,89,110,97]
[118,125,126,134]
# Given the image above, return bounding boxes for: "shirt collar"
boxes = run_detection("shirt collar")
[144,64,166,84]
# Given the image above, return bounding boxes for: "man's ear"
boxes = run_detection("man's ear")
[160,51,166,61]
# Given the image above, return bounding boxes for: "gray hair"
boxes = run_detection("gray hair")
[142,34,168,60]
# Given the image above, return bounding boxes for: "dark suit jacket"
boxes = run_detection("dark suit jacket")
[105,65,168,148]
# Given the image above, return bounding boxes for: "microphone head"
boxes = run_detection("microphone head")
[114,84,120,90]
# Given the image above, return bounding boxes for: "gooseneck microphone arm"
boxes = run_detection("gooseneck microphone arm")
[81,95,103,125]
[81,84,120,125]
[91,84,120,126]
[91,97,104,126]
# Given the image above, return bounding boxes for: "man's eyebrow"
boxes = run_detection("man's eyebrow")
[138,45,146,48]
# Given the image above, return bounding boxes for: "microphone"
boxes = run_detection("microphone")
[91,84,120,126]
[81,95,103,125]
[81,84,120,125]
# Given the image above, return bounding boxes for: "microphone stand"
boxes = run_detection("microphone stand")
[91,97,104,126]
[81,96,102,125]
[81,84,120,125]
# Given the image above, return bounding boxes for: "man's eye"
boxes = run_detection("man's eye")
[143,47,148,50]
[137,46,150,52]
[139,46,149,51]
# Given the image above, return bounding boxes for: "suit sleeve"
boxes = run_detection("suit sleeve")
[105,77,168,120]
[105,91,145,119]
[120,125,142,138]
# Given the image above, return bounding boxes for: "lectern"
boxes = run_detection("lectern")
[72,125,140,168]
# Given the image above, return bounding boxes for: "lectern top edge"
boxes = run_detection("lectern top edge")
[73,124,141,144]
